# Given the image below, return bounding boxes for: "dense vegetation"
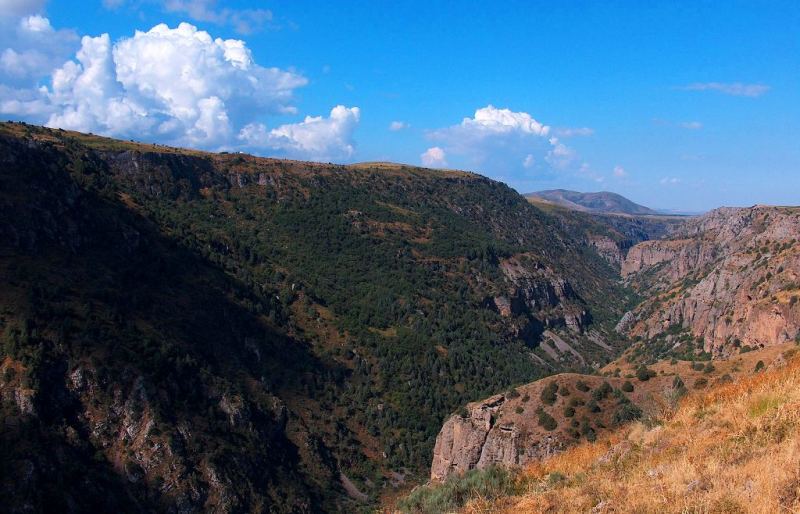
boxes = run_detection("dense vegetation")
[0,123,632,511]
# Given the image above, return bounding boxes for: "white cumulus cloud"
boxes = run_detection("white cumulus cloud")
[427,105,570,179]
[613,165,627,178]
[456,105,549,136]
[420,146,447,168]
[239,105,360,161]
[1,21,316,151]
[0,15,79,84]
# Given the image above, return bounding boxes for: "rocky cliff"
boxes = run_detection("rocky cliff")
[620,206,800,355]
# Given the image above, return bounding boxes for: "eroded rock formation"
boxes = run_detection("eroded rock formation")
[621,206,800,355]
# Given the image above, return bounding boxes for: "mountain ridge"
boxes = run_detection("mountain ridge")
[0,122,634,512]
[526,189,659,216]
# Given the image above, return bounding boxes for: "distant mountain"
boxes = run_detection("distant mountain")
[526,189,658,215]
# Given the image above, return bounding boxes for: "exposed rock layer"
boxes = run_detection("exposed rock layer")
[621,206,800,355]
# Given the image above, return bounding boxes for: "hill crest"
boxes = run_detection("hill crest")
[526,189,658,216]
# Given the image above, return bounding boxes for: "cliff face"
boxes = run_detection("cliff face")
[620,206,800,355]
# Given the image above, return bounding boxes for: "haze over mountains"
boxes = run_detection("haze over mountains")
[1,123,798,514]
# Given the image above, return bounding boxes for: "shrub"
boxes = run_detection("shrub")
[507,388,521,399]
[754,360,765,373]
[621,381,634,392]
[540,382,559,405]
[521,394,530,403]
[563,406,575,418]
[694,377,708,389]
[636,365,656,382]
[703,362,715,374]
[613,403,643,425]
[691,362,705,371]
[537,408,558,431]
[586,400,601,413]
[515,406,524,415]
[568,397,585,408]
[576,380,590,392]
[592,381,613,401]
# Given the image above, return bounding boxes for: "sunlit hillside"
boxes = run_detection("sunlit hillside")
[461,345,800,513]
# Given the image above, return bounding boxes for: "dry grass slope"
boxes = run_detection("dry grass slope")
[465,347,800,513]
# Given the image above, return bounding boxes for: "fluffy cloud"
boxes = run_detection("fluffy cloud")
[389,120,409,131]
[426,105,590,183]
[445,105,550,138]
[1,21,318,151]
[0,15,79,84]
[660,177,681,185]
[420,146,447,168]
[679,121,703,130]
[681,82,770,97]
[613,165,627,178]
[239,105,360,161]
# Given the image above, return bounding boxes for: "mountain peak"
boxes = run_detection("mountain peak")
[526,189,658,216]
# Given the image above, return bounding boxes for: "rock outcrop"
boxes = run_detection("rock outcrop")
[430,388,564,482]
[496,254,589,334]
[430,374,647,481]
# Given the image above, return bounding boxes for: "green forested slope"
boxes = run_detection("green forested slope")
[0,122,632,512]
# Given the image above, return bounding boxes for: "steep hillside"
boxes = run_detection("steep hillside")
[526,190,657,216]
[0,122,633,511]
[424,336,788,484]
[400,343,799,513]
[619,206,800,357]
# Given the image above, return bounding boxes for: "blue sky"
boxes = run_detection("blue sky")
[1,0,798,211]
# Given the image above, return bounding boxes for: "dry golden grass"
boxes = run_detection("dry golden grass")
[465,353,800,514]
